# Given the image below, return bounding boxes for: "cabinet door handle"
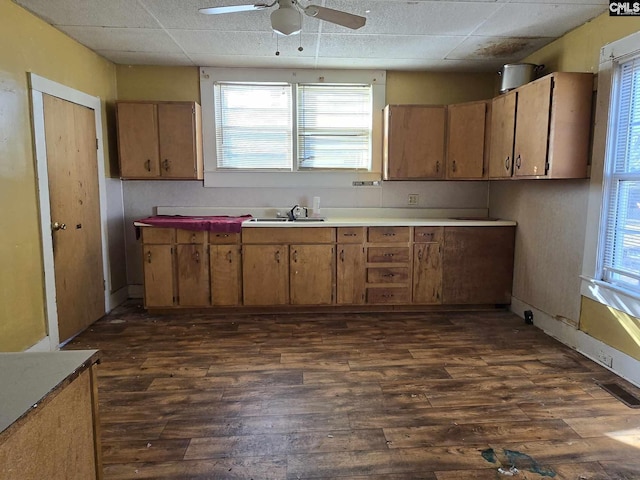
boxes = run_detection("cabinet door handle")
[163,159,170,171]
[145,159,151,172]
[292,250,298,263]
[436,161,440,173]
[340,249,345,262]
[505,156,511,171]
[275,250,280,263]
[147,251,152,263]
[418,247,423,260]
[515,155,521,169]
[452,160,457,172]
[191,234,197,243]
[194,251,200,263]
[226,250,233,263]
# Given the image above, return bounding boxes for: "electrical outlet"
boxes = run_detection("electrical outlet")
[597,351,613,368]
[408,194,419,206]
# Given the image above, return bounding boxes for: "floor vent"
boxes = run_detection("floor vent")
[598,382,640,408]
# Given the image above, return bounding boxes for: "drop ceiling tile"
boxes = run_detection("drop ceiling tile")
[319,0,504,35]
[171,30,319,56]
[97,50,196,66]
[14,0,160,27]
[472,2,607,37]
[58,26,185,53]
[191,53,319,68]
[447,35,554,62]
[317,34,465,59]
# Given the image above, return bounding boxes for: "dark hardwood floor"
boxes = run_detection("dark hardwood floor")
[66,302,640,479]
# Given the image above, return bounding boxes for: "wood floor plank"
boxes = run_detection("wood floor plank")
[63,302,640,479]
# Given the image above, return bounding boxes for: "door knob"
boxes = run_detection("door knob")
[52,222,67,231]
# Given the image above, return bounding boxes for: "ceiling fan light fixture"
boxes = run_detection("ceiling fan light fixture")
[270,5,301,35]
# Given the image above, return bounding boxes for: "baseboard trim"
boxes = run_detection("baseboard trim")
[25,336,54,352]
[109,285,130,311]
[511,297,640,388]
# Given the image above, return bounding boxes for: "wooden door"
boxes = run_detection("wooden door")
[290,245,334,305]
[210,245,242,306]
[384,105,445,179]
[442,227,515,305]
[116,102,159,178]
[143,244,175,307]
[336,244,365,304]
[446,101,487,179]
[242,245,289,305]
[44,95,105,343]
[488,91,517,179]
[412,243,442,304]
[176,244,210,306]
[514,76,552,177]
[158,103,198,178]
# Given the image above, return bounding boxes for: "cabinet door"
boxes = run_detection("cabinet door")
[412,243,442,304]
[383,105,445,179]
[143,244,174,307]
[514,76,552,177]
[176,244,210,306]
[210,245,242,306]
[488,92,517,179]
[442,227,515,305]
[446,101,488,179]
[336,244,365,304]
[243,245,289,305]
[158,103,200,179]
[117,103,160,178]
[290,244,334,305]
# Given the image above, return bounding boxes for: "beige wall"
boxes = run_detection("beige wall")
[489,13,640,360]
[0,0,117,351]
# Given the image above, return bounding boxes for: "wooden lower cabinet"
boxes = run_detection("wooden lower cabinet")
[336,244,366,304]
[290,244,334,305]
[413,243,442,304]
[176,244,210,306]
[366,227,412,304]
[442,226,515,304]
[210,245,242,306]
[143,244,175,307]
[242,244,289,305]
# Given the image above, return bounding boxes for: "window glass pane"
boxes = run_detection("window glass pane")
[297,84,372,170]
[214,83,292,169]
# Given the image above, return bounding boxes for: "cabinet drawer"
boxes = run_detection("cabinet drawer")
[367,267,409,284]
[367,287,410,304]
[368,246,410,263]
[176,229,207,244]
[142,227,175,244]
[337,227,365,243]
[209,232,241,244]
[414,227,443,243]
[368,227,410,243]
[242,227,335,244]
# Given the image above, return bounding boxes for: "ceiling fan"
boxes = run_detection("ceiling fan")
[199,0,366,36]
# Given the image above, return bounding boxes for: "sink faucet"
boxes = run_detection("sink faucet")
[287,205,307,220]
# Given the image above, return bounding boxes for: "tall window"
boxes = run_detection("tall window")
[601,56,640,293]
[213,81,372,171]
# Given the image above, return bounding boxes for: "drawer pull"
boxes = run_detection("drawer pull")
[383,273,395,277]
[382,293,394,298]
[383,253,394,257]
[217,233,230,238]
[383,233,396,237]
[343,233,357,237]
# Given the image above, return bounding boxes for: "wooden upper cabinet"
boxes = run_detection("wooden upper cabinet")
[117,101,203,180]
[488,91,517,179]
[383,105,446,180]
[446,100,489,179]
[512,72,593,179]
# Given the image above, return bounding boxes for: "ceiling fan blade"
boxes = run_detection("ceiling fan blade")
[199,3,269,15]
[303,5,366,30]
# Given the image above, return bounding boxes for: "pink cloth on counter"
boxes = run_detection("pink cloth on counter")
[136,215,252,233]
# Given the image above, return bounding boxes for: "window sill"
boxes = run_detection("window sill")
[203,170,382,188]
[580,275,640,318]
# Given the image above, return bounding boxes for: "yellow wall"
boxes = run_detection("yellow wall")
[0,0,117,351]
[116,65,200,102]
[386,71,496,104]
[515,13,640,360]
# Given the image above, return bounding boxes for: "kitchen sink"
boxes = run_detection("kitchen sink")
[247,217,325,222]
[248,217,289,222]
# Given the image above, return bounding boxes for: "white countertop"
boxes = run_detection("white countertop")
[0,350,99,436]
[242,217,516,227]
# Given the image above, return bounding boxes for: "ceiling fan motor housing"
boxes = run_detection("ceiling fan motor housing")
[271,0,301,35]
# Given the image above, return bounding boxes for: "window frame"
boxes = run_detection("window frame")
[581,30,640,317]
[199,67,386,188]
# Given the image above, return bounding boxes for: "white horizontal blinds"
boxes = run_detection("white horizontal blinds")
[297,84,372,170]
[603,57,640,291]
[214,82,293,169]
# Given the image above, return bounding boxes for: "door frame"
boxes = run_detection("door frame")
[29,73,111,350]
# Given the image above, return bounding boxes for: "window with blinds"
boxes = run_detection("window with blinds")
[213,81,372,171]
[297,84,372,170]
[601,56,640,292]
